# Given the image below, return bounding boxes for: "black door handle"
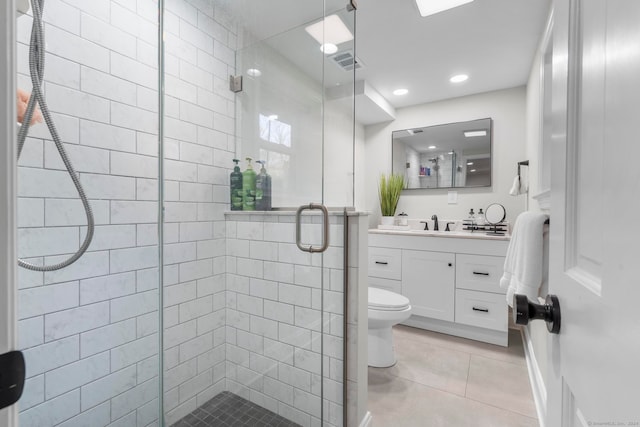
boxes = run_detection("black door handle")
[472,307,489,313]
[375,261,388,265]
[472,271,489,276]
[0,350,25,410]
[513,294,561,334]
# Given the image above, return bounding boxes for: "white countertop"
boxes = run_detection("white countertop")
[368,228,511,241]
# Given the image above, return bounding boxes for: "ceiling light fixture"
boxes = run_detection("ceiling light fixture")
[450,74,469,83]
[428,145,437,149]
[320,43,338,54]
[415,0,474,17]
[305,15,354,46]
[393,88,409,96]
[470,169,477,172]
[246,68,262,77]
[464,130,487,137]
[467,162,474,166]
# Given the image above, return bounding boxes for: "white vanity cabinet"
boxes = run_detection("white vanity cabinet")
[368,231,510,346]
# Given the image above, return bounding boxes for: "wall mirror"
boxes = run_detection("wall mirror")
[392,118,492,190]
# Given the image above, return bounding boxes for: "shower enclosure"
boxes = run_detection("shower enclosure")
[2,0,364,426]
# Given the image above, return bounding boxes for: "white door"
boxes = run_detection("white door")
[547,0,640,425]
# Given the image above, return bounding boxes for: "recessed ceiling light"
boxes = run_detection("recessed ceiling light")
[450,74,469,83]
[305,15,354,46]
[393,88,409,96]
[415,0,474,17]
[470,169,477,172]
[246,68,262,77]
[464,130,487,137]
[428,145,437,149]
[321,43,338,54]
[448,151,454,154]
[467,162,474,165]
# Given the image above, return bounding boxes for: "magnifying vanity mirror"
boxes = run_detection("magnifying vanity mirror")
[392,118,492,190]
[485,203,507,235]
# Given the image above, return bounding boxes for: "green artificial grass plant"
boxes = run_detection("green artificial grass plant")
[378,173,405,217]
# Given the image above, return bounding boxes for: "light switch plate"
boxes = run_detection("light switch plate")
[447,191,458,204]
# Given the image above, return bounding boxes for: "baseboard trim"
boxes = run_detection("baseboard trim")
[402,316,508,347]
[521,326,547,426]
[359,411,372,427]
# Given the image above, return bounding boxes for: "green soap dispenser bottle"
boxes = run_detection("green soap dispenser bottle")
[255,160,272,211]
[242,157,256,211]
[230,159,243,211]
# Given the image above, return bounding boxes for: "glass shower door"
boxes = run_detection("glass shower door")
[161,0,356,426]
[234,6,357,427]
[14,0,163,426]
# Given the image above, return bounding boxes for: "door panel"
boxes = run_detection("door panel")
[401,250,455,321]
[549,0,640,423]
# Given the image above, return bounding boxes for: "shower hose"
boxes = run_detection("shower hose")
[17,0,94,271]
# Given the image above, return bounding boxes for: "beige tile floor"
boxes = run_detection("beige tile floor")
[368,326,539,427]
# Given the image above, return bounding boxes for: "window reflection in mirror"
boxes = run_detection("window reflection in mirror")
[392,118,492,189]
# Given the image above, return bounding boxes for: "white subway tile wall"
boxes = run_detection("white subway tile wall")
[16,0,235,426]
[224,214,364,427]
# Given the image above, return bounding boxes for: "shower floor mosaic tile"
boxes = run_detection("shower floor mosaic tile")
[171,391,301,427]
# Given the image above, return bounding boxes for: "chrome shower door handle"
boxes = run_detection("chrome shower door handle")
[295,203,330,253]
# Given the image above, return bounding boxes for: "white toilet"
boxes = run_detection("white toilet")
[368,287,412,368]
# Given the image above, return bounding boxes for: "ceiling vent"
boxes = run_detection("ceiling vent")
[329,50,362,71]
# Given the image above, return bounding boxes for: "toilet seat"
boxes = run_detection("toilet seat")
[368,287,410,311]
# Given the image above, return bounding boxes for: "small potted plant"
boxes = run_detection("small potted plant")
[378,173,405,225]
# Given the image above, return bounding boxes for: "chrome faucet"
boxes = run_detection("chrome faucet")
[431,215,439,231]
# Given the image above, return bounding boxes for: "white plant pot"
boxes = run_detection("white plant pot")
[381,216,395,226]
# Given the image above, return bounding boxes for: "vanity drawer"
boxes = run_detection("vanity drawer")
[455,289,507,332]
[456,254,505,294]
[368,276,402,294]
[368,247,402,280]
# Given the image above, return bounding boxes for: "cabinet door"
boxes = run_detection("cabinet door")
[402,250,455,321]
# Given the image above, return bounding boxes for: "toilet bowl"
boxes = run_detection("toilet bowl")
[368,287,412,368]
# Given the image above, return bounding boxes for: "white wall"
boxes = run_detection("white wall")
[364,87,528,228]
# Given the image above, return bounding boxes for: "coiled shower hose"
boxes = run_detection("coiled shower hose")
[17,0,94,271]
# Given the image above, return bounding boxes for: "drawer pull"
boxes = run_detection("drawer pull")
[473,271,490,276]
[472,306,489,313]
[375,261,388,265]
